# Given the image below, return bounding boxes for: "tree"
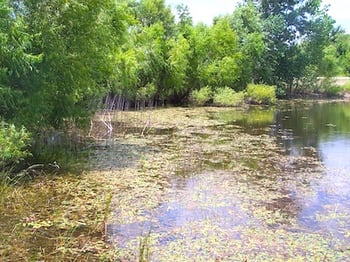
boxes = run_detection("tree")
[332,32,350,76]
[10,0,127,129]
[167,35,191,99]
[229,1,266,85]
[199,17,243,90]
[0,0,39,120]
[175,4,193,38]
[134,21,168,101]
[319,44,342,77]
[136,0,175,36]
[119,0,178,104]
[249,0,335,96]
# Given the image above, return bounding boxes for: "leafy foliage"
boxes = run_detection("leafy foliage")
[213,87,245,107]
[199,18,243,90]
[0,0,348,170]
[0,121,31,169]
[229,1,266,85]
[191,86,213,106]
[9,0,127,129]
[167,35,191,97]
[249,0,336,95]
[343,81,350,92]
[246,84,276,104]
[0,0,39,120]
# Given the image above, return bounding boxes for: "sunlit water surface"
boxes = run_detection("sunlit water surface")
[106,101,350,259]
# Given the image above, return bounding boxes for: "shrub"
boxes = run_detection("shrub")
[319,78,344,97]
[343,81,350,92]
[213,87,245,107]
[246,84,276,104]
[324,85,342,97]
[0,121,31,170]
[191,86,213,106]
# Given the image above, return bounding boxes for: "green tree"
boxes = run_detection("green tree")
[167,35,191,99]
[199,17,243,90]
[121,0,178,104]
[136,0,175,36]
[319,45,342,77]
[250,0,335,96]
[332,32,350,76]
[229,1,266,85]
[11,0,127,129]
[134,21,167,100]
[0,0,39,121]
[175,4,192,38]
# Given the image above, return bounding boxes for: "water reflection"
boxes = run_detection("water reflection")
[273,101,350,157]
[212,107,275,135]
[109,172,253,248]
[219,101,350,167]
[107,102,350,259]
[231,100,350,236]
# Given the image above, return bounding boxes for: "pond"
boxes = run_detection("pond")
[1,101,350,261]
[104,101,350,261]
[220,101,350,230]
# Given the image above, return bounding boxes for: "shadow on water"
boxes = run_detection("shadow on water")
[86,140,151,171]
[30,131,152,173]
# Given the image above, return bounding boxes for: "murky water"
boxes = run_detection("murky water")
[104,101,350,260]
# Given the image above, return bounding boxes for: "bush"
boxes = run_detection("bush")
[324,85,342,97]
[246,84,276,104]
[213,87,245,107]
[319,78,343,97]
[343,81,350,92]
[0,121,31,170]
[191,86,213,105]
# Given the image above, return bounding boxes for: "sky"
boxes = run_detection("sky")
[166,0,350,33]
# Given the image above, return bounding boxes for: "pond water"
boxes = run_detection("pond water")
[3,101,350,260]
[228,101,350,230]
[105,101,350,260]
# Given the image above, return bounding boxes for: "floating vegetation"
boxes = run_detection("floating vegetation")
[2,103,350,261]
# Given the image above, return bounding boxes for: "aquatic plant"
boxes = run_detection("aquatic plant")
[2,105,350,261]
[138,232,151,262]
